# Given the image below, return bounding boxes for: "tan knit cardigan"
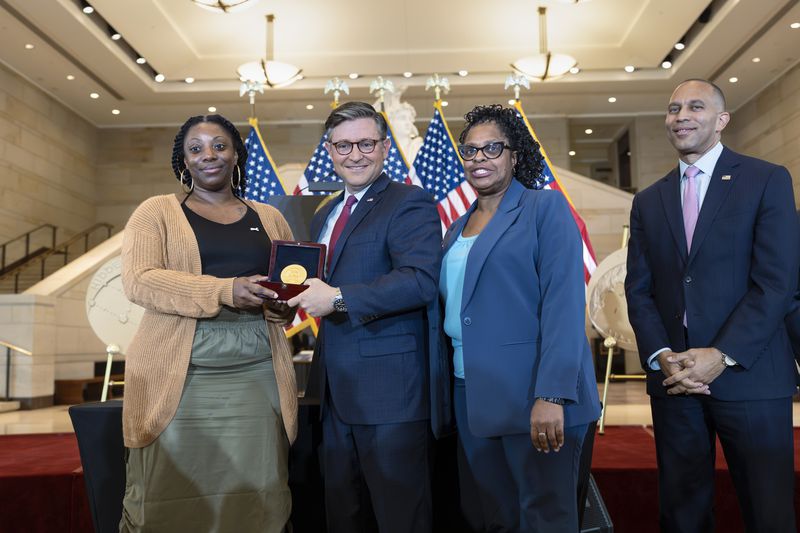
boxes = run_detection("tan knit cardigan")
[120,194,298,448]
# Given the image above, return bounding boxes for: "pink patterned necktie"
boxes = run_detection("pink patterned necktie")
[683,165,700,252]
[327,195,358,270]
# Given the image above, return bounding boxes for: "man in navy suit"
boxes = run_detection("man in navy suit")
[288,102,446,533]
[625,79,799,532]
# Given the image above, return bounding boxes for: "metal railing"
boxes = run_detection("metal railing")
[0,339,32,402]
[0,223,114,293]
[0,224,57,274]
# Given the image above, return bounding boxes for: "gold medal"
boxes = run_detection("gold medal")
[280,264,307,285]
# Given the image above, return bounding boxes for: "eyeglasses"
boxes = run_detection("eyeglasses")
[457,141,513,161]
[328,138,385,156]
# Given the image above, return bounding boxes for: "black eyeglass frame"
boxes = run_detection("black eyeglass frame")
[457,141,514,161]
[327,138,386,156]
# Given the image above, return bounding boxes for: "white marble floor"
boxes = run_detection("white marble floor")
[1,382,799,435]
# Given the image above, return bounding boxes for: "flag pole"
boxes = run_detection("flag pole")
[324,77,349,109]
[239,79,265,120]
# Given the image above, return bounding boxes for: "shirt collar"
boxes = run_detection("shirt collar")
[679,142,724,178]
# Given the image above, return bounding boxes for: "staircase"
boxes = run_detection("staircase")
[0,224,114,294]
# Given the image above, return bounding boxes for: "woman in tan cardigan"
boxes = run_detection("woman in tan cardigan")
[119,114,298,533]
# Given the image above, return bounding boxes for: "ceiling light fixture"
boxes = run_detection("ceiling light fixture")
[508,99,516,105]
[111,32,121,41]
[402,72,413,78]
[791,22,799,29]
[348,73,359,79]
[191,0,258,13]
[90,92,99,99]
[154,73,165,82]
[729,77,738,83]
[82,3,94,15]
[24,44,34,50]
[136,57,146,65]
[458,70,468,77]
[208,106,217,112]
[66,75,75,80]
[511,7,577,81]
[608,97,617,103]
[237,15,302,89]
[585,128,593,135]
[752,57,761,63]
[674,42,685,50]
[569,67,580,74]
[111,109,120,115]
[624,65,635,73]
[661,60,672,69]
[569,150,576,156]
[305,104,314,110]
[185,77,195,83]
[441,101,449,107]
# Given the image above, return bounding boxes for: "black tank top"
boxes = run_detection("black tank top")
[181,198,272,278]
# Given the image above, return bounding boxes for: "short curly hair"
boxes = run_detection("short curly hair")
[171,114,248,197]
[458,104,545,189]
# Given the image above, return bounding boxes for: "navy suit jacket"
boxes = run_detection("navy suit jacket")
[625,147,800,399]
[309,174,452,437]
[442,180,600,438]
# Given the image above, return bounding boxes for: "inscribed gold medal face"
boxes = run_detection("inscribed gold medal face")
[280,264,307,285]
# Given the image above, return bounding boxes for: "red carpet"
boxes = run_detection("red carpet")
[591,426,800,533]
[1,428,799,532]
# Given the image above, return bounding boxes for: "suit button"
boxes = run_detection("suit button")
[684,276,692,283]
[463,317,472,326]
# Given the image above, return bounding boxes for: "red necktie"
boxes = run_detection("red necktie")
[327,195,358,270]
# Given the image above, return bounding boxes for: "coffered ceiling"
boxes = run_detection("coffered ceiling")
[0,0,798,135]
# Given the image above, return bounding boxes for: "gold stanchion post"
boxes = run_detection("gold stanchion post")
[101,344,119,402]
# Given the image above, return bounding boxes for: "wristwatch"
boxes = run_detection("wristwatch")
[332,288,347,312]
[719,351,736,367]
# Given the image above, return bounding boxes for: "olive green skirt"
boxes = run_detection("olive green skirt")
[120,307,290,533]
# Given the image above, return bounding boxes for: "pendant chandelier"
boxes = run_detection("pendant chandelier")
[237,14,302,88]
[511,6,577,82]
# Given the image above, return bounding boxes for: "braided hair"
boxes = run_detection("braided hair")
[171,114,249,197]
[459,105,545,189]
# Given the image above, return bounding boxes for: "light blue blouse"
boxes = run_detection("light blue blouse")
[439,231,478,379]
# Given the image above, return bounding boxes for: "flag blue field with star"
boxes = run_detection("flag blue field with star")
[244,118,287,200]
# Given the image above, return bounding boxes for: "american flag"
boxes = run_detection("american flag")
[409,101,474,233]
[294,111,415,195]
[243,118,288,200]
[514,101,597,283]
[242,118,318,337]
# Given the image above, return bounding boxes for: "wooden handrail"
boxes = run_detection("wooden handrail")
[0,223,114,290]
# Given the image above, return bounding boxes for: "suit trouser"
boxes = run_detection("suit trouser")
[321,398,433,533]
[454,378,587,533]
[651,395,796,533]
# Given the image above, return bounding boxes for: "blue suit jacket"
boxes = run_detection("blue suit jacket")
[310,174,453,437]
[625,147,800,399]
[442,180,600,438]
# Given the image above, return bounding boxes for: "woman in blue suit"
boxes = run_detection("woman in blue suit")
[441,105,600,532]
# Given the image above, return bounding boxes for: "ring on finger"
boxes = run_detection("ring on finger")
[537,432,547,439]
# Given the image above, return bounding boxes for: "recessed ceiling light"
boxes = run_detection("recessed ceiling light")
[441,101,449,107]
[608,97,617,103]
[111,109,120,115]
[402,72,413,78]
[24,43,34,50]
[790,22,799,29]
[624,65,635,73]
[82,6,94,14]
[569,67,580,74]
[585,128,593,135]
[661,60,672,69]
[136,57,146,65]
[66,74,75,81]
[458,70,468,77]
[305,104,314,110]
[729,77,738,83]
[89,92,99,99]
[154,73,165,82]
[569,150,576,156]
[111,33,121,41]
[752,57,761,63]
[208,106,217,112]
[348,73,359,79]
[674,42,685,51]
[184,77,195,84]
[508,99,516,105]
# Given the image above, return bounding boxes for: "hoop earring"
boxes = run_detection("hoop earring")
[180,169,193,194]
[231,165,242,191]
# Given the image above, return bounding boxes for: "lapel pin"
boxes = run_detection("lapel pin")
[721,175,731,181]
[366,197,374,202]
